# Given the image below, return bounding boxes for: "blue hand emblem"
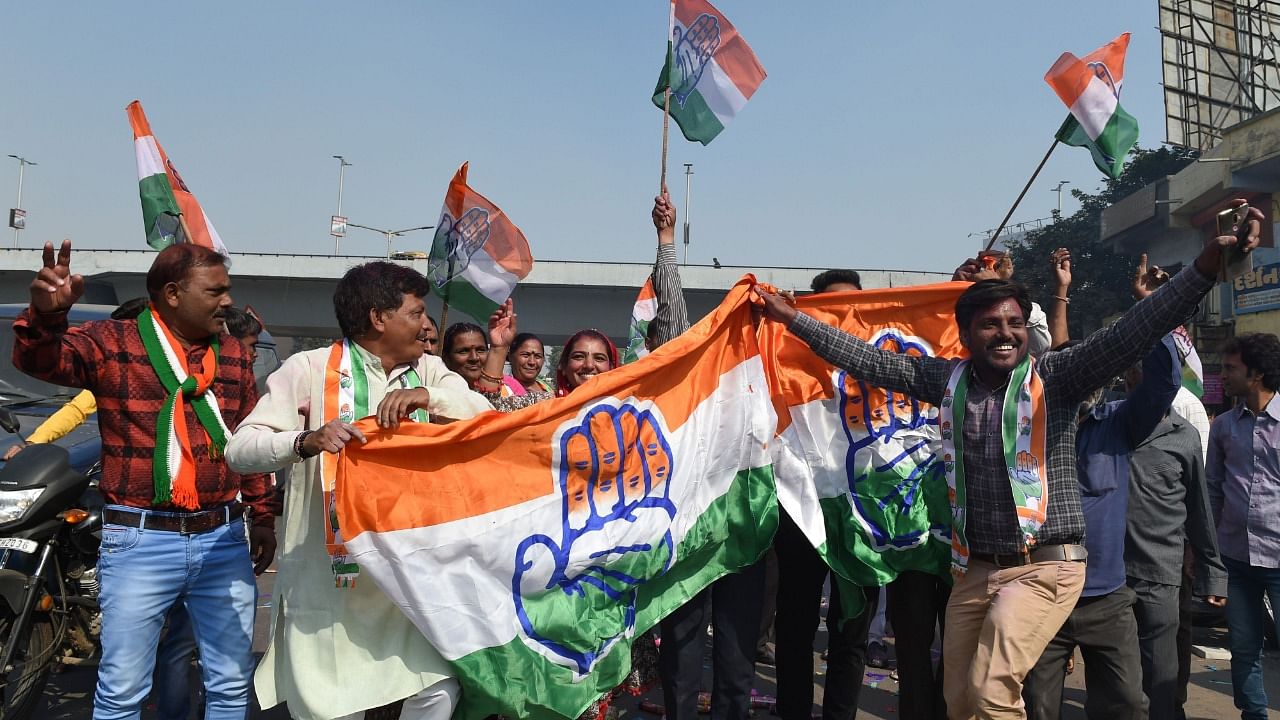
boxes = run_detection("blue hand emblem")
[512,398,677,676]
[671,13,721,107]
[428,207,491,290]
[836,330,948,549]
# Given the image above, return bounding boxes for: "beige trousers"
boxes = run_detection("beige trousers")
[942,558,1086,720]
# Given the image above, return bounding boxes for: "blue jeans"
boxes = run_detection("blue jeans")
[154,603,200,720]
[1223,555,1280,720]
[93,507,256,720]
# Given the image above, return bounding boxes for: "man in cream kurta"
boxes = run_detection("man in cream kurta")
[226,262,491,720]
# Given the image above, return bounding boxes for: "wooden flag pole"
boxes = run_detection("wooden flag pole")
[985,138,1060,251]
[659,0,675,194]
[439,300,450,332]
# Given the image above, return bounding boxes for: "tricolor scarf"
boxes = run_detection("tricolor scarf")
[939,355,1049,575]
[137,306,231,510]
[321,340,429,587]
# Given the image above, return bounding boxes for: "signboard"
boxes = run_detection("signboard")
[330,215,347,238]
[8,208,24,230]
[1234,262,1280,315]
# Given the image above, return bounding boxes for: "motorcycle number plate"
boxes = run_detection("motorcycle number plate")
[0,538,37,554]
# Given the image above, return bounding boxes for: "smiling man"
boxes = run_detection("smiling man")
[12,241,275,720]
[224,261,490,720]
[755,204,1261,719]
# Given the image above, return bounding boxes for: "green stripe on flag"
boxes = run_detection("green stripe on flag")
[451,465,778,720]
[1055,107,1139,179]
[434,278,502,324]
[651,43,727,145]
[139,173,181,250]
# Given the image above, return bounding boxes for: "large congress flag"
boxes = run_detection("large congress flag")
[764,284,964,591]
[337,280,778,720]
[427,162,534,322]
[1045,33,1140,179]
[126,101,228,253]
[652,0,767,145]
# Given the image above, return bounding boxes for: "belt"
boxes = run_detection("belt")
[103,503,243,535]
[970,543,1088,568]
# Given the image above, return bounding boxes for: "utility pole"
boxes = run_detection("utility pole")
[7,155,36,248]
[347,222,434,258]
[331,155,352,254]
[682,163,693,265]
[1051,180,1070,216]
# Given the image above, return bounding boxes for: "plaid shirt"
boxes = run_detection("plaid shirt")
[789,266,1216,553]
[12,309,274,528]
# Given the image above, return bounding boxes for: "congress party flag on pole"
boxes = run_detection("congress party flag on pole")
[651,0,767,145]
[763,283,966,592]
[1173,325,1205,397]
[336,279,777,720]
[622,278,658,364]
[1045,33,1140,179]
[427,162,534,322]
[126,101,228,253]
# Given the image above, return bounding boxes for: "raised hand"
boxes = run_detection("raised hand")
[1051,248,1072,291]
[672,13,721,104]
[30,240,84,315]
[952,257,999,283]
[1131,253,1171,300]
[652,192,677,247]
[752,286,798,325]
[487,299,517,349]
[512,400,677,676]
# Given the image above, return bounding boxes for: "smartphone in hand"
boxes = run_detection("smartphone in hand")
[1216,205,1254,281]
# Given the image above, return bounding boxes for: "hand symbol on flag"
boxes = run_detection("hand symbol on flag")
[672,13,721,107]
[512,400,677,676]
[428,207,491,289]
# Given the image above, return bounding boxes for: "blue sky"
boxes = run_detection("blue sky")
[0,2,1166,273]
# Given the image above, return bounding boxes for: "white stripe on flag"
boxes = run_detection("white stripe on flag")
[458,246,521,304]
[345,355,775,660]
[134,136,166,179]
[696,57,749,129]
[1068,76,1120,141]
[634,297,658,321]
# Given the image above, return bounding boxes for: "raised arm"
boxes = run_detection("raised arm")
[1047,248,1071,349]
[755,286,952,405]
[651,192,690,345]
[13,241,100,389]
[1112,334,1181,449]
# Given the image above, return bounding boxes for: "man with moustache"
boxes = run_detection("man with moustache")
[754,203,1261,718]
[12,241,276,720]
[225,261,490,720]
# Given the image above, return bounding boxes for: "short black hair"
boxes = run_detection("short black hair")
[145,244,230,302]
[111,297,149,321]
[954,279,1032,333]
[442,323,486,356]
[508,332,543,356]
[1223,333,1280,392]
[224,307,263,340]
[333,261,431,338]
[810,269,862,293]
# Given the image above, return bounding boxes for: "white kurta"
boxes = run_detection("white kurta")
[225,345,492,720]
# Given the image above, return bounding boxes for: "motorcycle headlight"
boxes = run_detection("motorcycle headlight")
[0,488,43,525]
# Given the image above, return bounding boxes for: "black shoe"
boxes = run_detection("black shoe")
[756,647,776,666]
[866,640,893,669]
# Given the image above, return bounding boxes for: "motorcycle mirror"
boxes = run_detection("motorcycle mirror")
[0,408,19,435]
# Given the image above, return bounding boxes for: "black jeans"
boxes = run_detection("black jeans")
[887,570,950,720]
[1128,576,1182,720]
[773,511,877,720]
[1023,586,1147,720]
[659,557,767,720]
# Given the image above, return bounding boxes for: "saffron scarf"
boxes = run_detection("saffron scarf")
[939,354,1049,575]
[137,306,231,510]
[320,340,428,587]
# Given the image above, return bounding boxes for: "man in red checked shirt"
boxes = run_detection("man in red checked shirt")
[12,240,274,720]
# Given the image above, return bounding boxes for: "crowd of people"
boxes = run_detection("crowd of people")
[6,195,1278,720]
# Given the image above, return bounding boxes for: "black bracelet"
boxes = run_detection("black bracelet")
[294,430,317,459]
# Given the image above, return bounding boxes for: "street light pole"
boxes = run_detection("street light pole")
[682,163,693,265]
[7,155,36,249]
[1051,180,1070,216]
[332,155,352,254]
[346,222,434,258]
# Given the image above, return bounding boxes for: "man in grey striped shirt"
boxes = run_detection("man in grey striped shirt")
[755,205,1259,719]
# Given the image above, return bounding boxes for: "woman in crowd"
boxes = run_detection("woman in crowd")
[441,322,489,388]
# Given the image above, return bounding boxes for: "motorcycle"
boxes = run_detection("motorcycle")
[0,407,102,720]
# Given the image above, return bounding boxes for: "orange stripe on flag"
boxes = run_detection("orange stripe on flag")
[126,101,155,140]
[444,163,534,277]
[1045,33,1130,108]
[673,0,766,100]
[338,279,762,537]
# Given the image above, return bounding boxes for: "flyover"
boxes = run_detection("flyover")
[0,249,951,345]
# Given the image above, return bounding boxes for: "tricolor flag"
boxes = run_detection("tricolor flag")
[427,163,534,322]
[764,283,962,592]
[1045,33,1140,179]
[1173,325,1205,397]
[622,278,658,364]
[126,101,228,253]
[651,0,767,145]
[337,279,777,719]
